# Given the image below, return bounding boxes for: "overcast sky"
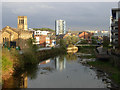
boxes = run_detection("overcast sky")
[2,2,118,31]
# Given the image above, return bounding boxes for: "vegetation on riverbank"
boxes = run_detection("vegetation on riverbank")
[2,38,67,81]
[78,46,120,86]
[13,38,67,75]
[87,60,120,85]
[77,46,96,58]
[2,48,14,81]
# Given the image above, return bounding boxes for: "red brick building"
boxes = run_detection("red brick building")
[34,35,50,47]
[78,32,93,40]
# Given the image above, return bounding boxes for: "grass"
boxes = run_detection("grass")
[87,60,120,85]
[78,46,120,85]
[2,48,14,72]
[2,56,13,71]
[79,55,96,59]
[78,46,96,54]
[78,46,96,59]
[1,48,15,81]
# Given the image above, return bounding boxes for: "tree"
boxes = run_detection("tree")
[91,36,97,44]
[64,36,79,45]
[59,39,66,50]
[33,28,54,32]
[80,40,88,44]
[103,36,110,48]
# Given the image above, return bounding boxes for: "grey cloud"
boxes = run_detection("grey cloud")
[2,2,118,31]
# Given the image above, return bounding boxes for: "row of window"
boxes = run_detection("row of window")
[19,20,24,24]
[3,37,7,43]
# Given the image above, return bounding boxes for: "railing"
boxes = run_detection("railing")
[74,39,99,46]
[111,35,118,39]
[111,22,118,26]
[111,29,118,33]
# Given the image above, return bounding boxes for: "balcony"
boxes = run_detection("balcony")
[112,41,118,45]
[111,21,118,27]
[111,29,118,34]
[111,35,118,39]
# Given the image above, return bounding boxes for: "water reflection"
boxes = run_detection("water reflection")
[39,59,50,65]
[2,73,28,88]
[20,73,27,88]
[55,56,66,71]
[3,53,109,88]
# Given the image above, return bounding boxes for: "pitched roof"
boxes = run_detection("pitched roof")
[2,26,33,34]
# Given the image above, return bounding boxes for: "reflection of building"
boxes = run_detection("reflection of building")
[39,59,50,65]
[55,20,66,35]
[55,57,66,71]
[20,73,28,88]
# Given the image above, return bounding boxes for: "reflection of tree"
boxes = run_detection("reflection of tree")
[24,64,39,80]
[14,63,39,82]
[5,64,39,88]
[59,55,65,62]
[66,53,77,61]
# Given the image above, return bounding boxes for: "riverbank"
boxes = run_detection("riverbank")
[87,59,120,89]
[2,48,14,81]
[77,46,120,88]
[2,45,67,84]
[86,52,120,89]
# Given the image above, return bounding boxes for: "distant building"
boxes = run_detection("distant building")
[34,32,50,47]
[111,8,120,49]
[88,30,109,37]
[0,26,33,49]
[18,16,28,30]
[55,19,66,35]
[34,30,56,47]
[78,31,93,40]
[34,30,49,36]
[0,16,33,49]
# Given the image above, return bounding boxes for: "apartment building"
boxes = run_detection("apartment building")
[34,30,50,47]
[55,19,66,35]
[111,8,120,49]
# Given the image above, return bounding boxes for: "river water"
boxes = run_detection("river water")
[3,52,109,88]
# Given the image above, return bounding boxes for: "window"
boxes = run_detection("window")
[21,20,24,24]
[5,37,6,42]
[3,38,4,43]
[19,20,24,24]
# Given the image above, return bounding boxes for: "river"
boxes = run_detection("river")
[2,52,110,88]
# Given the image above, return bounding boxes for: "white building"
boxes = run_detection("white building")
[34,30,50,35]
[46,37,50,47]
[88,30,109,37]
[55,19,66,35]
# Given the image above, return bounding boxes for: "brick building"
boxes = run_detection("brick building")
[78,32,93,40]
[0,26,33,49]
[34,35,50,47]
[0,16,33,49]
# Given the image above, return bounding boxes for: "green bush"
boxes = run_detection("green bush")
[2,56,12,71]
